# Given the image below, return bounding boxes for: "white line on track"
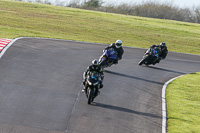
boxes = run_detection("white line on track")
[162,75,184,133]
[0,37,22,58]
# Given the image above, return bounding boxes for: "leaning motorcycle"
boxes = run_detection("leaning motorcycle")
[83,72,101,104]
[138,47,161,66]
[99,48,118,69]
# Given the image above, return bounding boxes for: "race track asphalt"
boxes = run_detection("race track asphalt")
[0,38,199,133]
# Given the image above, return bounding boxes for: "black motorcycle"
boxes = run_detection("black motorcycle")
[83,72,101,104]
[138,47,161,66]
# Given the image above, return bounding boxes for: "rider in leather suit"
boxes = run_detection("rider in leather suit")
[104,40,124,64]
[82,59,104,93]
[149,42,168,63]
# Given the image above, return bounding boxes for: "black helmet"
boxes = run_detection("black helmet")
[160,42,166,48]
[115,40,122,48]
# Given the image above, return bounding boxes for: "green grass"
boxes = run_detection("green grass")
[166,72,200,133]
[0,0,200,55]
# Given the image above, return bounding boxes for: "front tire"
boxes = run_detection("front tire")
[87,88,94,104]
[139,56,150,66]
[138,58,144,65]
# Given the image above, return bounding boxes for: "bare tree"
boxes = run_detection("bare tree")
[194,6,200,23]
[81,0,103,9]
[14,0,200,23]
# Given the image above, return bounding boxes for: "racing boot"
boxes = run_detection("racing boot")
[98,83,103,95]
[82,81,86,93]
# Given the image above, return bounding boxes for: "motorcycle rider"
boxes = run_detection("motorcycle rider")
[159,42,168,60]
[148,42,168,63]
[82,59,104,93]
[104,40,124,64]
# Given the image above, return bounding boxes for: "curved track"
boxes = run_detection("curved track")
[0,38,199,133]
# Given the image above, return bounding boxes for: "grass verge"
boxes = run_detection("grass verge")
[0,0,200,55]
[166,72,200,133]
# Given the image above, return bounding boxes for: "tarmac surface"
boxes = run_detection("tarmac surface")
[0,38,199,133]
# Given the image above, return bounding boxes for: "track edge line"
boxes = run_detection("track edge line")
[162,75,184,133]
[0,37,24,58]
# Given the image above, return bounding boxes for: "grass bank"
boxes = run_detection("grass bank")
[166,72,200,133]
[0,0,200,55]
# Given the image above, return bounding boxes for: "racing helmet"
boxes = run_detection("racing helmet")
[160,42,166,48]
[115,40,122,48]
[92,59,99,69]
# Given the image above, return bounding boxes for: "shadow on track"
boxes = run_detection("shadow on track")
[92,102,162,119]
[146,66,186,75]
[104,70,163,85]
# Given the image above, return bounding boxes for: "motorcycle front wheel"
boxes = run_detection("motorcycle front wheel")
[87,88,95,104]
[138,58,144,65]
[139,56,150,66]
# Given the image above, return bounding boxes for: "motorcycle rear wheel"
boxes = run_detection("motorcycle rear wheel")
[99,58,107,69]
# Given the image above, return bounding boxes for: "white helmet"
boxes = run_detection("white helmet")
[160,42,166,47]
[115,40,122,48]
[92,59,99,69]
[92,59,99,66]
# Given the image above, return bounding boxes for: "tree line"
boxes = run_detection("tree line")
[16,0,200,23]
